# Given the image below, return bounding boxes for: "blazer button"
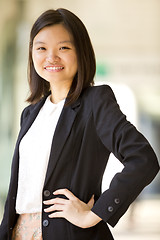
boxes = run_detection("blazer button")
[44,190,50,197]
[43,219,49,227]
[114,198,120,204]
[108,206,114,212]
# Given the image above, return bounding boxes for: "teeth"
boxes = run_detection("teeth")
[45,66,63,70]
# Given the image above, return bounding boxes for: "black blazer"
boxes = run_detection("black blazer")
[0,85,159,240]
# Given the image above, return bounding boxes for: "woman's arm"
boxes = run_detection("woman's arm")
[91,85,159,226]
[43,85,159,229]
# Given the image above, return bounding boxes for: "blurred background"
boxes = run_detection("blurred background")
[0,0,160,239]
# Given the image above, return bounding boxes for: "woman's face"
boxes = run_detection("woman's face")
[32,24,78,87]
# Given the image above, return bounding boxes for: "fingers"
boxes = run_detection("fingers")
[43,189,97,227]
[43,189,74,217]
[87,195,94,209]
[48,211,64,218]
[43,188,76,207]
[43,197,68,205]
[44,203,64,213]
[43,197,68,216]
[53,188,76,200]
[43,190,94,207]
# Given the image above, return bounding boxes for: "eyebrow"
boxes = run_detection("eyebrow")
[34,40,73,45]
[58,41,73,44]
[34,41,46,45]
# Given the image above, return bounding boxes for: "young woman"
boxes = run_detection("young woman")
[0,8,159,240]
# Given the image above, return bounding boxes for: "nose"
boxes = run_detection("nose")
[46,51,60,63]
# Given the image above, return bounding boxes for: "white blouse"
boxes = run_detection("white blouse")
[16,95,65,214]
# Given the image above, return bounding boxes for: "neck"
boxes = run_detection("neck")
[50,81,72,104]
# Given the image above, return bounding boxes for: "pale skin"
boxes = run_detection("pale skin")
[32,24,102,228]
[43,189,102,228]
[32,24,78,104]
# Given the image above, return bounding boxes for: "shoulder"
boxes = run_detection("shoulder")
[20,104,35,126]
[76,85,119,118]
[21,104,34,118]
[81,84,117,104]
[20,95,48,126]
[21,102,38,120]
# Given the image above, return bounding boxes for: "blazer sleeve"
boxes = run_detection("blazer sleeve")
[91,85,159,227]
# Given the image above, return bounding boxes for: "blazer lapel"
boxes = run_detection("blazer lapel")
[44,98,81,185]
[12,95,49,165]
[10,95,49,184]
[12,93,80,187]
[18,97,48,143]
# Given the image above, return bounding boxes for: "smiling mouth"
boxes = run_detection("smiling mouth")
[45,66,64,70]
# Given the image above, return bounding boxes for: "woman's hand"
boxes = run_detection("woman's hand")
[43,188,102,228]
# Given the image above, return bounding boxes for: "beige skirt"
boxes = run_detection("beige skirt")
[12,213,42,240]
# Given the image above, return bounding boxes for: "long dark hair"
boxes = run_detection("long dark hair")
[27,8,96,105]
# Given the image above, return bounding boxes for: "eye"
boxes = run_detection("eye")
[59,46,70,50]
[37,47,46,51]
